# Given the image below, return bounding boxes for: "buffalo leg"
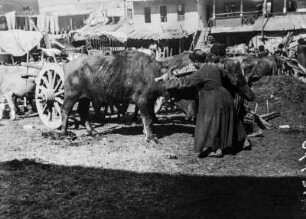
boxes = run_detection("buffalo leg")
[137,100,157,142]
[12,95,20,115]
[114,105,121,119]
[4,92,16,120]
[27,96,37,113]
[103,104,109,118]
[132,105,139,123]
[115,102,129,119]
[77,98,93,135]
[92,102,105,121]
[131,103,156,124]
[119,102,129,116]
[0,99,5,120]
[149,102,158,123]
[109,105,115,118]
[60,97,76,135]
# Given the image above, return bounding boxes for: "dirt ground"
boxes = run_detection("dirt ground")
[0,103,306,218]
[0,75,306,218]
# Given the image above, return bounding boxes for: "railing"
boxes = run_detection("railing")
[213,10,260,26]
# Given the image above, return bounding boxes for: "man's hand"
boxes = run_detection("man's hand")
[155,73,169,82]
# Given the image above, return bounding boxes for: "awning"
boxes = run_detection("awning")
[210,25,254,34]
[71,20,193,42]
[48,10,91,17]
[71,20,134,41]
[210,13,306,35]
[128,30,193,40]
[0,30,43,56]
[88,32,127,44]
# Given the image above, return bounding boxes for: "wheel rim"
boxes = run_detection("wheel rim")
[35,63,64,129]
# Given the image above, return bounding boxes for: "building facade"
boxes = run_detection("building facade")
[0,0,39,30]
[132,0,199,34]
[196,0,306,47]
[37,0,128,33]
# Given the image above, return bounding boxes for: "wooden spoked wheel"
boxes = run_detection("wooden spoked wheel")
[154,96,165,114]
[35,63,64,129]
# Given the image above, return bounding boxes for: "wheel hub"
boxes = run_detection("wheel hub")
[45,89,55,102]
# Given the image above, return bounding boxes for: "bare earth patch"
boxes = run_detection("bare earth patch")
[0,109,305,218]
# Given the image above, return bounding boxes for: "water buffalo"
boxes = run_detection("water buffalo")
[127,51,199,123]
[239,56,281,84]
[61,50,171,142]
[0,66,38,120]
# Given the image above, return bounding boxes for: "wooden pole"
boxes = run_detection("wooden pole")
[212,0,216,24]
[26,52,29,75]
[240,0,243,16]
[70,17,73,30]
[263,0,267,17]
[240,0,243,25]
[25,51,29,109]
[283,0,287,14]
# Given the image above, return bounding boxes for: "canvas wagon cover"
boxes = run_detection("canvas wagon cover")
[88,32,128,44]
[0,30,43,57]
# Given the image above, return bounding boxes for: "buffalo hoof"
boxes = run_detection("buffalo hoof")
[146,134,159,144]
[87,129,98,137]
[9,111,16,121]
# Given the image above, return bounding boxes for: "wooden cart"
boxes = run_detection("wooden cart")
[32,32,129,129]
[23,32,173,129]
[25,33,198,129]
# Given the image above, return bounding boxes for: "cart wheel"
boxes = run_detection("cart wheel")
[154,96,165,114]
[35,63,64,129]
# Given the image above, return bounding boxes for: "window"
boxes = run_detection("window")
[297,0,306,11]
[177,4,185,21]
[288,0,297,12]
[144,7,151,23]
[0,17,6,30]
[160,6,167,22]
[127,8,133,20]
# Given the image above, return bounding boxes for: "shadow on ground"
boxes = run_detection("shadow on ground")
[0,159,305,219]
[107,124,194,138]
[66,113,195,138]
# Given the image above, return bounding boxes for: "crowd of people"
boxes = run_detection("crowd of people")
[254,38,306,69]
[247,39,306,64]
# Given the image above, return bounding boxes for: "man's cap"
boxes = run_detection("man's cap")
[190,49,206,63]
[210,43,226,57]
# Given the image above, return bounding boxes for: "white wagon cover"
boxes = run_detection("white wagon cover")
[0,30,43,57]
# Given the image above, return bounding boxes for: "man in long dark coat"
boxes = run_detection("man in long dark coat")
[161,63,234,157]
[157,47,255,158]
[221,59,255,150]
[211,43,255,151]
